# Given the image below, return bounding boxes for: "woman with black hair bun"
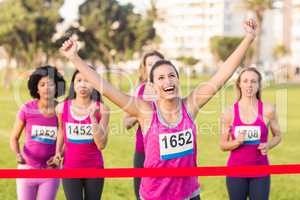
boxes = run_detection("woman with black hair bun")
[10,65,66,200]
[54,67,110,200]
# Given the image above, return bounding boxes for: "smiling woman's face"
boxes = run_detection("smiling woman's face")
[152,64,179,100]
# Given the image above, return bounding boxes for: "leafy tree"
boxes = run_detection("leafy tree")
[272,43,289,59]
[177,56,199,66]
[210,36,253,66]
[0,0,63,66]
[0,0,63,88]
[64,0,156,81]
[242,0,273,64]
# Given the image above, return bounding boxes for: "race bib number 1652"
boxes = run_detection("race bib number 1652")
[159,128,194,160]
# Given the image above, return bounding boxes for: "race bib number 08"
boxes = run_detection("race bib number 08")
[31,125,57,144]
[66,123,93,143]
[159,128,194,160]
[234,126,261,144]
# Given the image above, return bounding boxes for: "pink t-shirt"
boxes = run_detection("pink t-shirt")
[62,100,104,169]
[18,100,57,168]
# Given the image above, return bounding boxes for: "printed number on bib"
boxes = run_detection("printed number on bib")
[31,125,57,144]
[159,128,194,160]
[234,126,261,144]
[66,123,93,144]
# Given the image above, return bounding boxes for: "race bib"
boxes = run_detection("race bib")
[234,126,261,144]
[31,125,57,144]
[159,128,194,160]
[66,123,93,144]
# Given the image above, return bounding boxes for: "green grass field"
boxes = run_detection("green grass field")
[0,70,300,199]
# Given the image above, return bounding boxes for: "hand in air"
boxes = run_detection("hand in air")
[60,37,78,60]
[243,18,257,38]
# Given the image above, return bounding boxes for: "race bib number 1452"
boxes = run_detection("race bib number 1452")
[66,123,93,144]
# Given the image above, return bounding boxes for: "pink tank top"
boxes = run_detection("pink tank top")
[18,100,57,168]
[140,100,200,200]
[135,83,145,153]
[62,100,104,169]
[227,100,269,177]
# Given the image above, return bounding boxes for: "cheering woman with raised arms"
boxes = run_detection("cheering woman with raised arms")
[60,19,257,200]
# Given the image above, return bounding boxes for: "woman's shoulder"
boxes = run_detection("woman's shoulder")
[55,99,68,115]
[221,105,235,124]
[262,101,276,119]
[23,99,38,108]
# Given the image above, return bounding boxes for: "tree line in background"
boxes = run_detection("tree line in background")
[0,0,291,89]
[0,0,158,87]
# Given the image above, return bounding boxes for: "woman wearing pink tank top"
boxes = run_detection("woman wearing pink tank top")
[10,66,66,200]
[60,18,257,200]
[54,68,110,200]
[220,68,281,200]
[123,51,164,200]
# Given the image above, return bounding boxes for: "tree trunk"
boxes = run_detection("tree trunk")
[254,11,263,65]
[99,43,114,83]
[283,0,292,51]
[2,56,14,90]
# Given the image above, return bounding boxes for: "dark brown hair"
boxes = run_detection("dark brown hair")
[28,65,65,99]
[149,60,179,83]
[67,66,102,102]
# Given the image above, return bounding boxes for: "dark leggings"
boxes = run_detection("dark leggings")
[226,176,270,200]
[62,178,104,200]
[190,195,201,200]
[133,151,145,200]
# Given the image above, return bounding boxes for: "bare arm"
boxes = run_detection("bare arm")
[10,118,26,164]
[48,104,65,167]
[258,104,281,155]
[123,85,139,129]
[220,107,245,151]
[90,103,110,150]
[268,106,281,148]
[123,113,138,130]
[54,103,64,158]
[186,19,257,118]
[60,40,151,120]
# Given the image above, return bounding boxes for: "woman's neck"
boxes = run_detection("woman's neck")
[38,98,56,116]
[157,97,180,114]
[239,96,258,107]
[73,97,91,108]
[38,98,54,109]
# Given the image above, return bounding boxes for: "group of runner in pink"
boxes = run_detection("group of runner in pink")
[10,19,281,200]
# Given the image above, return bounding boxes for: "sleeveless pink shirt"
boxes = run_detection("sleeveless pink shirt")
[61,100,103,169]
[135,83,146,153]
[140,100,200,200]
[227,100,269,177]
